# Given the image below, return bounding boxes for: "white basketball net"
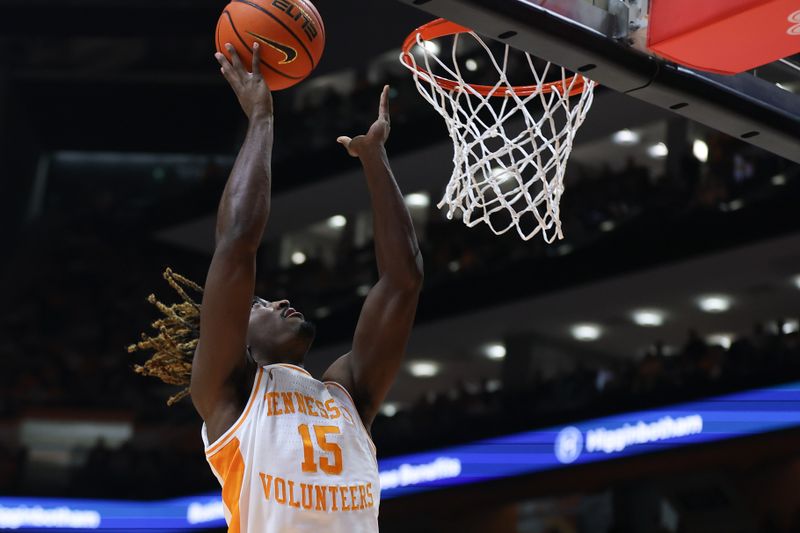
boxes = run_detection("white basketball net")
[401,31,596,242]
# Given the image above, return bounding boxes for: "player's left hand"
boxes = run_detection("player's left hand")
[215,42,273,122]
[337,85,391,157]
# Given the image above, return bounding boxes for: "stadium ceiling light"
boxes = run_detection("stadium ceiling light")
[485,379,502,392]
[647,142,669,158]
[692,139,709,162]
[639,343,677,357]
[491,166,512,184]
[782,319,799,335]
[356,284,371,297]
[420,40,441,55]
[632,309,665,327]
[571,323,603,342]
[408,360,440,378]
[484,343,506,360]
[405,192,430,208]
[706,333,733,349]
[465,58,479,72]
[380,403,400,417]
[599,220,616,232]
[726,199,745,211]
[697,295,732,313]
[793,275,800,289]
[291,251,307,265]
[612,129,640,145]
[557,244,574,256]
[327,215,347,228]
[772,174,787,186]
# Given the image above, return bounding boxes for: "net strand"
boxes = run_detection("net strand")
[401,31,595,242]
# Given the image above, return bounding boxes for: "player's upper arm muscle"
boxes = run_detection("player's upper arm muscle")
[338,277,421,426]
[190,238,257,420]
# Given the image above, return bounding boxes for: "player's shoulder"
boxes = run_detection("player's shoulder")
[202,363,261,446]
[320,354,356,394]
[266,362,314,379]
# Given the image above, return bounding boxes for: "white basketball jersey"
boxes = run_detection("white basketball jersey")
[201,363,380,533]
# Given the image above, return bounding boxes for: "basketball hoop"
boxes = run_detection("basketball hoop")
[400,19,596,242]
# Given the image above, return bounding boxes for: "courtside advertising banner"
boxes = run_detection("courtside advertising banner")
[3,381,800,529]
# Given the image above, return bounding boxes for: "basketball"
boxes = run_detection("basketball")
[215,0,326,91]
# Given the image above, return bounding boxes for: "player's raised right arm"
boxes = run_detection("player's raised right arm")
[190,43,273,431]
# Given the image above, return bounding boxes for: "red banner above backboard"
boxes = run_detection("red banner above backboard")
[649,0,800,75]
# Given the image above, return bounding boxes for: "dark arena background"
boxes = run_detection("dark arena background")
[2,0,800,532]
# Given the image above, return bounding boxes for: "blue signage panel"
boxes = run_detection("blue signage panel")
[0,493,224,530]
[378,382,800,498]
[4,382,800,529]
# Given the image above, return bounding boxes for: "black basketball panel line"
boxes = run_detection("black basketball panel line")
[233,0,317,69]
[224,10,304,81]
[295,0,326,43]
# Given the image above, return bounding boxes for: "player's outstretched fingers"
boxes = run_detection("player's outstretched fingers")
[215,50,240,88]
[226,43,244,72]
[337,136,358,157]
[379,85,391,123]
[251,42,263,78]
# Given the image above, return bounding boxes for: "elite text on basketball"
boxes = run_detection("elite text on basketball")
[272,0,320,41]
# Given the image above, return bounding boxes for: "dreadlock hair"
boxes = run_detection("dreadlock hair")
[128,268,204,406]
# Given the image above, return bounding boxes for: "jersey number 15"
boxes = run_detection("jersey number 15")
[298,424,343,475]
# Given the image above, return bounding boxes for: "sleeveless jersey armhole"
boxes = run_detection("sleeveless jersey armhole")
[204,367,265,457]
[324,380,377,457]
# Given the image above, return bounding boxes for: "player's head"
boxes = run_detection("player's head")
[129,269,317,407]
[247,297,316,366]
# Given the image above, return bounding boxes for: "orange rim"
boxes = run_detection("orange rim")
[401,18,590,97]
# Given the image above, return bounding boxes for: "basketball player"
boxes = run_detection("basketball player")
[192,42,422,531]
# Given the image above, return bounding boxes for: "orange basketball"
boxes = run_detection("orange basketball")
[215,0,326,91]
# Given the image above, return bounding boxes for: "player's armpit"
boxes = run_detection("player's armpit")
[323,276,421,429]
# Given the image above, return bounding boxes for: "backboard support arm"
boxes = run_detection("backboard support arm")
[397,0,800,163]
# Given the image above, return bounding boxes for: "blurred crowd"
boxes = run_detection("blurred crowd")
[261,132,797,323]
[373,323,800,456]
[1,71,799,499]
[2,127,792,420]
[2,319,798,500]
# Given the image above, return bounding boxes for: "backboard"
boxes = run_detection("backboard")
[396,0,800,164]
